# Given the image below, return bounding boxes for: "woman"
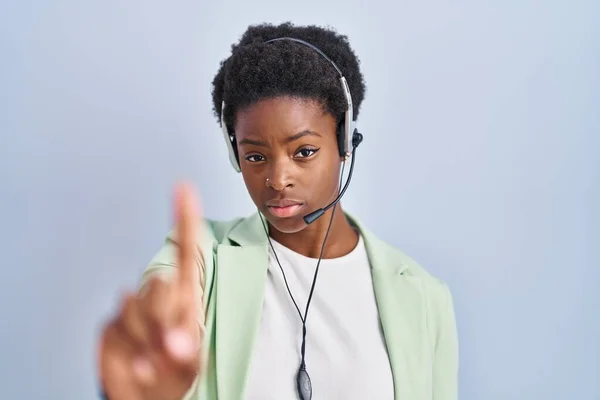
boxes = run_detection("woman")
[98,22,459,400]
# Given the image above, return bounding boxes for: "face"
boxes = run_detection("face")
[234,96,342,234]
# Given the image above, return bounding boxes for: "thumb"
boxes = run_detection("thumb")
[164,327,197,362]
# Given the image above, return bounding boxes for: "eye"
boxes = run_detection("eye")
[245,154,265,163]
[295,147,320,158]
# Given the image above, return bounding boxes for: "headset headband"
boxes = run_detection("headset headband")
[220,36,356,172]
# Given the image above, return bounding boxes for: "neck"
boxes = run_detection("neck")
[268,205,359,259]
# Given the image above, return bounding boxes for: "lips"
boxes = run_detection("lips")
[267,199,302,207]
[266,199,304,218]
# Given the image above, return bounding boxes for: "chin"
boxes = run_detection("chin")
[269,218,308,234]
[262,208,308,234]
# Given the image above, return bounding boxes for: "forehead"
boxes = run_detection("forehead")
[234,96,336,139]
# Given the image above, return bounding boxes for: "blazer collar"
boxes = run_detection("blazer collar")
[227,211,269,247]
[226,210,411,275]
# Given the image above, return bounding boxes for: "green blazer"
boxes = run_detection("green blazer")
[141,212,459,400]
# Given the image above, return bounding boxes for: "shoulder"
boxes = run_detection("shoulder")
[351,214,450,292]
[388,242,455,321]
[352,216,455,323]
[390,243,452,301]
[156,214,257,251]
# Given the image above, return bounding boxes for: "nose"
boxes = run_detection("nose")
[266,159,295,191]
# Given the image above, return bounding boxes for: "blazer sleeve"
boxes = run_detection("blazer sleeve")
[432,283,459,400]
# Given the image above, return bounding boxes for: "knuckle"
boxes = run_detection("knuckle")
[102,321,126,352]
[117,292,136,316]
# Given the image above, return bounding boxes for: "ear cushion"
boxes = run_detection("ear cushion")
[231,136,241,167]
[336,120,346,157]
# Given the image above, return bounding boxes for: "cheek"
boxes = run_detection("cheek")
[314,154,343,193]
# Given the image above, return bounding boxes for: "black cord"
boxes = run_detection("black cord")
[259,161,346,371]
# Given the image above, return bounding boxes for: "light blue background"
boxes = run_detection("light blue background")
[1,1,598,399]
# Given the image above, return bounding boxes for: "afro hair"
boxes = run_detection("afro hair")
[211,22,366,134]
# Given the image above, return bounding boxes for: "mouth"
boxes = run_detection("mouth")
[266,199,304,218]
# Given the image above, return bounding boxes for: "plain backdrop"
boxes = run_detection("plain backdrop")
[1,0,598,399]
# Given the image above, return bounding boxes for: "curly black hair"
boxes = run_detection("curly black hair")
[211,22,366,134]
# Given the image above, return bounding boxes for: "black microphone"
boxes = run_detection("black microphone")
[303,132,363,225]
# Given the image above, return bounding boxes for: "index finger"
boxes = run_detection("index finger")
[174,182,201,292]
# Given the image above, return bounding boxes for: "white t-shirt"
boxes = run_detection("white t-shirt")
[245,234,395,400]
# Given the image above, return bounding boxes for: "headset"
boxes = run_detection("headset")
[219,37,361,173]
[219,37,364,400]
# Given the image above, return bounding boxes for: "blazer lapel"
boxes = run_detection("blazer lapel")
[371,270,431,399]
[351,216,432,399]
[214,213,269,400]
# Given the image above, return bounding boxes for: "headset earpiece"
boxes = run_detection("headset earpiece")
[231,137,240,169]
[220,101,242,172]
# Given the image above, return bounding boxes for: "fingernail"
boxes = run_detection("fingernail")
[133,357,155,383]
[165,329,195,360]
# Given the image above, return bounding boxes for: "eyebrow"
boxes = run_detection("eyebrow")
[238,130,322,147]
